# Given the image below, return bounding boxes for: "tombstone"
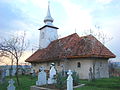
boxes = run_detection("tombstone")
[89,67,93,81]
[6,69,10,76]
[61,64,66,76]
[0,69,6,84]
[67,70,73,90]
[96,67,100,79]
[32,69,36,77]
[30,68,34,75]
[7,79,15,90]
[36,66,47,86]
[12,69,16,76]
[48,64,57,84]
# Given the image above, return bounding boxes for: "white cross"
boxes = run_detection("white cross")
[67,70,72,75]
[40,66,45,71]
[8,79,15,85]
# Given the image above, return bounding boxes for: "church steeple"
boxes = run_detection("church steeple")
[38,2,58,49]
[44,2,54,26]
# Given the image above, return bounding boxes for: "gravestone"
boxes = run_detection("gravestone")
[48,64,57,84]
[7,79,15,90]
[67,70,73,90]
[0,69,6,84]
[36,66,47,86]
[30,67,34,75]
[96,67,100,79]
[89,67,94,81]
[12,69,16,76]
[61,64,66,76]
[0,69,1,83]
[6,69,10,76]
[32,69,36,77]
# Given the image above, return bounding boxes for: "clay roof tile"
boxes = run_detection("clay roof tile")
[25,33,116,63]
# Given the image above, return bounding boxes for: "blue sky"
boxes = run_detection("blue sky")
[0,0,120,62]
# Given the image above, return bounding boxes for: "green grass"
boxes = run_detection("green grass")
[0,75,37,90]
[75,77,120,90]
[1,76,120,90]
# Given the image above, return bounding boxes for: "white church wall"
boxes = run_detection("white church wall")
[94,59,109,79]
[32,61,63,73]
[31,58,109,79]
[66,59,93,79]
[39,27,58,49]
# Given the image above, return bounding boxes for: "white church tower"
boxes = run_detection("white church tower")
[38,3,58,49]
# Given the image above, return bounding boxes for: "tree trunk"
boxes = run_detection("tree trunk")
[16,59,21,90]
[10,57,14,79]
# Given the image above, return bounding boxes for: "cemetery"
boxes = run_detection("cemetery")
[0,63,120,90]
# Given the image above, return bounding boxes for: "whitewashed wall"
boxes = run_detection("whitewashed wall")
[39,27,58,49]
[32,58,109,79]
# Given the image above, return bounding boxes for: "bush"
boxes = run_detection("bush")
[55,71,80,89]
[55,72,67,89]
[72,71,80,86]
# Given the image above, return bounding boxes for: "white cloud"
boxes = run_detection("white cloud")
[53,0,93,36]
[96,0,113,4]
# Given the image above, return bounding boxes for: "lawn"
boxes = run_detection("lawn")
[0,76,120,90]
[0,75,37,90]
[75,77,120,90]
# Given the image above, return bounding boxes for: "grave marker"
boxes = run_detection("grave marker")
[48,63,57,84]
[67,70,73,90]
[36,66,47,86]
[7,79,15,90]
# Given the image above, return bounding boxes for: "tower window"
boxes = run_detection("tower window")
[77,62,81,68]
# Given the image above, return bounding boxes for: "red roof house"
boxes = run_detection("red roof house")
[26,33,115,63]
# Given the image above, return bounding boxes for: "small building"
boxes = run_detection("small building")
[25,4,115,79]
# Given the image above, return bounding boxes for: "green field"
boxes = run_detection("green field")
[1,76,120,90]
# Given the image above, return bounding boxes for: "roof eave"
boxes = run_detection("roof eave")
[38,25,59,30]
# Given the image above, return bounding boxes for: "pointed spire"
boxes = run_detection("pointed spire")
[44,1,54,26]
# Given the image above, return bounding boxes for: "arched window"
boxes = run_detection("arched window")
[77,62,81,68]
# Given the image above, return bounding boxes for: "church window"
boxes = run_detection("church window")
[77,62,81,68]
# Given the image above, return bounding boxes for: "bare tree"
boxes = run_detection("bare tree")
[0,32,28,89]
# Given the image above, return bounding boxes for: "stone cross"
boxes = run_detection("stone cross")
[67,70,73,90]
[89,67,94,81]
[40,66,45,71]
[36,66,47,86]
[61,64,66,76]
[7,79,15,90]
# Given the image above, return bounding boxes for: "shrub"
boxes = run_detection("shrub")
[55,71,80,89]
[72,71,80,86]
[55,72,67,89]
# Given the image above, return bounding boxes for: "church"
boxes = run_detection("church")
[25,4,115,79]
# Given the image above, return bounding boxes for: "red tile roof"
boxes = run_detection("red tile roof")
[25,33,116,63]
